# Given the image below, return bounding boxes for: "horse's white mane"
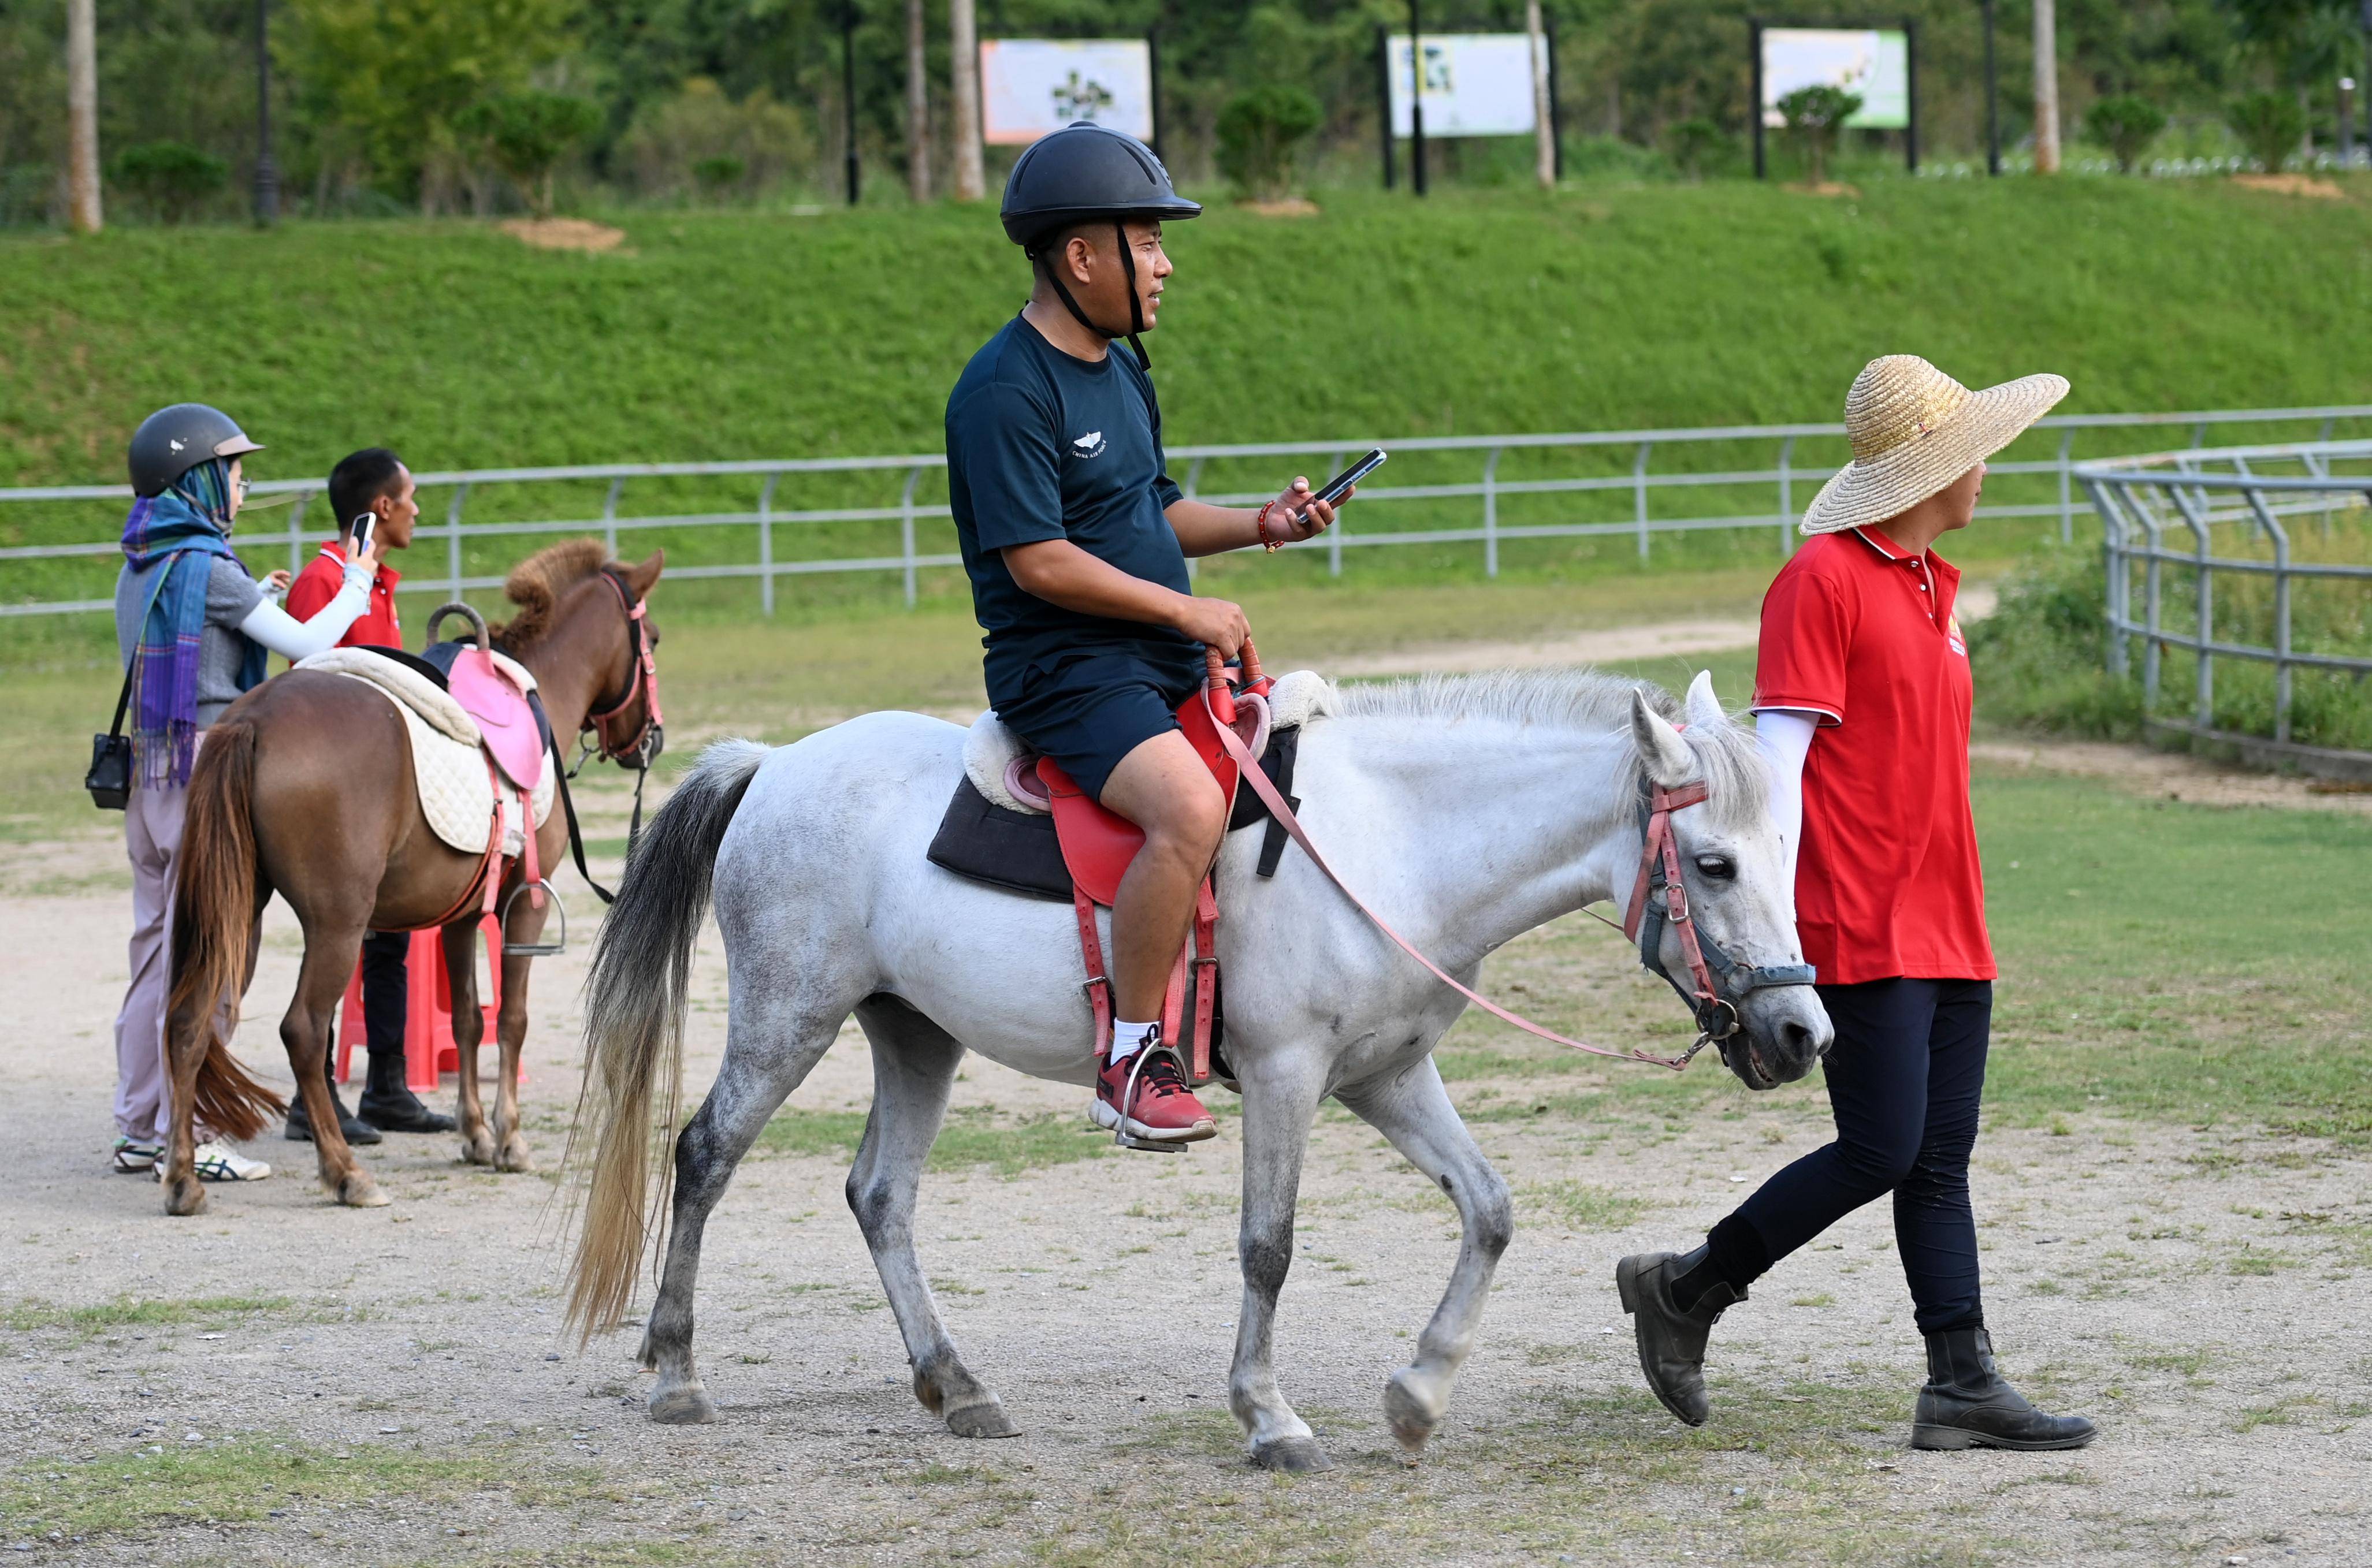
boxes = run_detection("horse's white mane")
[1321,667,1769,825]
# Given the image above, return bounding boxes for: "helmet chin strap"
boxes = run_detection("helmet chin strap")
[1031,222,1152,368]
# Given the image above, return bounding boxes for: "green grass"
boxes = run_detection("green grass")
[1972,766,2372,1141]
[754,1103,1110,1178]
[8,176,2371,640]
[10,180,2369,490]
[0,1436,600,1542]
[2,1294,291,1339]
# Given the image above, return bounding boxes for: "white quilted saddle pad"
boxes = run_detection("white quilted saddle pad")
[961,668,1333,815]
[296,648,555,857]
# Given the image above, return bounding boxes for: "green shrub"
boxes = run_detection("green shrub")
[1775,84,1860,186]
[1665,118,1726,183]
[456,91,602,217]
[1215,85,1323,202]
[2085,95,2166,174]
[2226,92,2305,173]
[691,154,746,199]
[109,141,229,224]
[1967,549,2144,738]
[617,77,814,202]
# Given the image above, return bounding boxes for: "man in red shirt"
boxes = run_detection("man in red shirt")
[1618,357,2095,1455]
[283,448,456,1142]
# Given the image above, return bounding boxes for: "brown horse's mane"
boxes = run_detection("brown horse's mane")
[493,537,614,653]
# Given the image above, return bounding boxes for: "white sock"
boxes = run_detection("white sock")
[1109,1020,1160,1064]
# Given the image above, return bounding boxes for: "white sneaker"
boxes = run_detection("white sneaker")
[151,1141,273,1183]
[111,1137,162,1173]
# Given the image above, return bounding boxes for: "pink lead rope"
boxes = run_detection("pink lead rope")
[1201,649,1695,1072]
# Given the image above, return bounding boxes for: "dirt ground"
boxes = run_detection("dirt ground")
[5,674,2370,1565]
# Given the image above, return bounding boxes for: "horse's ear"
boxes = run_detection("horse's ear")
[1630,689,1694,788]
[1683,670,1725,730]
[621,548,664,599]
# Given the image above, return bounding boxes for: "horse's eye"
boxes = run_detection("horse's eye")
[1694,855,1737,881]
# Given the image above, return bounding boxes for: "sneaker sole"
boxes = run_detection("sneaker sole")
[1088,1100,1217,1144]
[1616,1255,1709,1429]
[1910,1422,2096,1452]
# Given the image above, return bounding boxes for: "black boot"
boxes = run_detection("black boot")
[356,1048,456,1134]
[1913,1327,2097,1451]
[1616,1245,1745,1427]
[284,1059,380,1145]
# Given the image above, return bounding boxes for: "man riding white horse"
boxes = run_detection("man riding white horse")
[946,121,1348,1145]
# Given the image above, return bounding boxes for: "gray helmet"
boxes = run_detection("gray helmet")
[128,403,265,498]
[1000,122,1200,366]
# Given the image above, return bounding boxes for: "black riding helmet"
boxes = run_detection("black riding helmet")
[1000,121,1200,366]
[128,403,265,498]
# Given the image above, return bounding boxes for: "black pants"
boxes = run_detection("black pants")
[1728,978,1991,1334]
[358,929,410,1059]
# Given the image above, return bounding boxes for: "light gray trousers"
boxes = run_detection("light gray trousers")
[114,775,190,1143]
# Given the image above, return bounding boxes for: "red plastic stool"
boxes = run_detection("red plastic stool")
[334,926,519,1087]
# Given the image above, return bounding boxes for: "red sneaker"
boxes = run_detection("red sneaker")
[1092,1045,1217,1145]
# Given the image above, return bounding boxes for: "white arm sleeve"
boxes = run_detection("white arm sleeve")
[235,564,372,661]
[1754,709,1818,918]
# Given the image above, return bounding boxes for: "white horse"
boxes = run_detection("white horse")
[564,668,1831,1471]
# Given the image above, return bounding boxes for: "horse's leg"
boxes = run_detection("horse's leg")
[847,998,1017,1439]
[1229,1057,1330,1472]
[444,921,496,1167]
[489,943,535,1172]
[1336,1057,1514,1460]
[158,992,214,1218]
[642,997,846,1425]
[285,922,386,1208]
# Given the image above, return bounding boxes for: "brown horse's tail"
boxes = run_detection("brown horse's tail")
[563,737,770,1344]
[165,719,285,1142]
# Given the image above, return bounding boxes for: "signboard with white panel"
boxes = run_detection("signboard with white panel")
[980,39,1155,146]
[1758,28,1910,129]
[1386,33,1540,139]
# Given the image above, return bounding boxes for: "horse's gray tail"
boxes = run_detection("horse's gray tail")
[564,737,769,1342]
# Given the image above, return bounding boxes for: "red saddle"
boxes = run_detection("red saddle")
[1023,645,1271,1087]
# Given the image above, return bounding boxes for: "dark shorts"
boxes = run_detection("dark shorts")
[994,651,1203,804]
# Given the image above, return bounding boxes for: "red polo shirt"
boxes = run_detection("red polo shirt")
[1753,527,1993,985]
[286,541,403,651]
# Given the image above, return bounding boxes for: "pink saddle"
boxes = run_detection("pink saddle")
[446,646,544,792]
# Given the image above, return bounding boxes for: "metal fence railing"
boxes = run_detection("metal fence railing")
[8,404,2372,620]
[2081,440,2372,773]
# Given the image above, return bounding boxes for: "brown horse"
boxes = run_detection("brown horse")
[157,539,664,1216]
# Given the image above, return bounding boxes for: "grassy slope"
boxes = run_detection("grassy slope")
[6,177,2370,487]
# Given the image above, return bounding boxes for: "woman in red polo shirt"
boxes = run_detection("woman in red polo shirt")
[1618,357,2096,1453]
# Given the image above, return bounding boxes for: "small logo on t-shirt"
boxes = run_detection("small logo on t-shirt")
[1946,613,1967,656]
[1069,430,1107,460]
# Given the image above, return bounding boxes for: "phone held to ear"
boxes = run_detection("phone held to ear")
[1302,448,1386,516]
[349,513,375,560]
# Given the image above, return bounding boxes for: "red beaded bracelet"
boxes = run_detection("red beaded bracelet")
[1255,500,1287,553]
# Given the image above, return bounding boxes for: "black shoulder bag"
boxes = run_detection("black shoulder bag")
[86,662,137,810]
[89,568,171,811]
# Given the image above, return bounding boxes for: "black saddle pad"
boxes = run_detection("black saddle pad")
[360,643,450,689]
[927,725,1303,902]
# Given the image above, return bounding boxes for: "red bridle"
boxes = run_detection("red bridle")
[1619,779,1734,1044]
[582,569,663,766]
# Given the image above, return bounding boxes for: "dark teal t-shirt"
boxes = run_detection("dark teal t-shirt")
[946,314,1195,707]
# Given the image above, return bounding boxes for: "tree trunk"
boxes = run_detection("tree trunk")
[949,0,984,202]
[65,0,102,233]
[906,0,930,202]
[2031,0,2060,174]
[1525,0,1553,189]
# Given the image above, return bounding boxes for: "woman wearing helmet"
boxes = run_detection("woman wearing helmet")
[946,123,1354,1144]
[108,404,383,1183]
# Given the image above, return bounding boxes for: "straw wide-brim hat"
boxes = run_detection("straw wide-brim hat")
[1800,356,2070,535]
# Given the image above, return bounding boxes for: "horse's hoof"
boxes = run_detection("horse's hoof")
[648,1387,717,1425]
[945,1398,1020,1440]
[460,1132,496,1167]
[1384,1370,1442,1455]
[496,1138,535,1174]
[1250,1436,1333,1473]
[162,1176,207,1217]
[337,1172,391,1209]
